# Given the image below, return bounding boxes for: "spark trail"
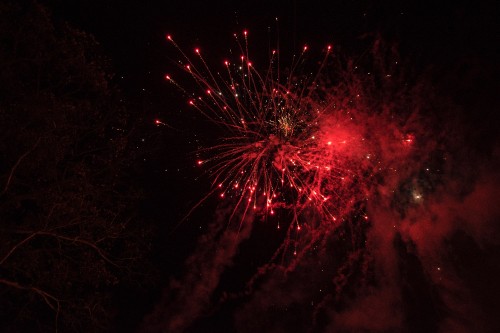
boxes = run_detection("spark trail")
[163,32,394,248]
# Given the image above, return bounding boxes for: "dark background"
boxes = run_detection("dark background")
[1,0,499,332]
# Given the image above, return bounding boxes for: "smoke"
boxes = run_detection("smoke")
[397,150,500,333]
[323,204,404,332]
[226,150,500,333]
[140,205,254,333]
[148,33,500,332]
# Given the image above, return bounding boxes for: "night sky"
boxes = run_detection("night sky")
[1,0,499,332]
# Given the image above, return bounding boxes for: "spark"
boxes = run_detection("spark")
[164,30,419,255]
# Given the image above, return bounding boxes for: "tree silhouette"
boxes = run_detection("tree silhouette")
[0,2,152,331]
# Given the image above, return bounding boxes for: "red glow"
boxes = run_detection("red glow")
[158,29,470,333]
[403,133,415,146]
[164,31,427,263]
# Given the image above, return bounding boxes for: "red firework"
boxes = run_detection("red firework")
[163,31,415,253]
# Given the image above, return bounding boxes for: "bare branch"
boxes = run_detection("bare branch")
[9,229,123,267]
[0,232,39,265]
[35,231,120,267]
[1,137,41,196]
[0,278,60,312]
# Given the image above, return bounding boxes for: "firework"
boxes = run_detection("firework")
[147,19,499,333]
[153,28,465,333]
[165,32,382,234]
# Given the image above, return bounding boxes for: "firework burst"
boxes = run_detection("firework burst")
[150,28,469,333]
[145,11,500,332]
[164,31,385,241]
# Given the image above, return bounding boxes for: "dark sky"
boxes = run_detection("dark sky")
[44,0,497,93]
[32,1,500,332]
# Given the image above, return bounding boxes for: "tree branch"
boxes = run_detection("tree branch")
[5,228,123,278]
[0,278,60,318]
[1,137,41,196]
[0,232,39,265]
[50,232,119,266]
[17,230,120,267]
